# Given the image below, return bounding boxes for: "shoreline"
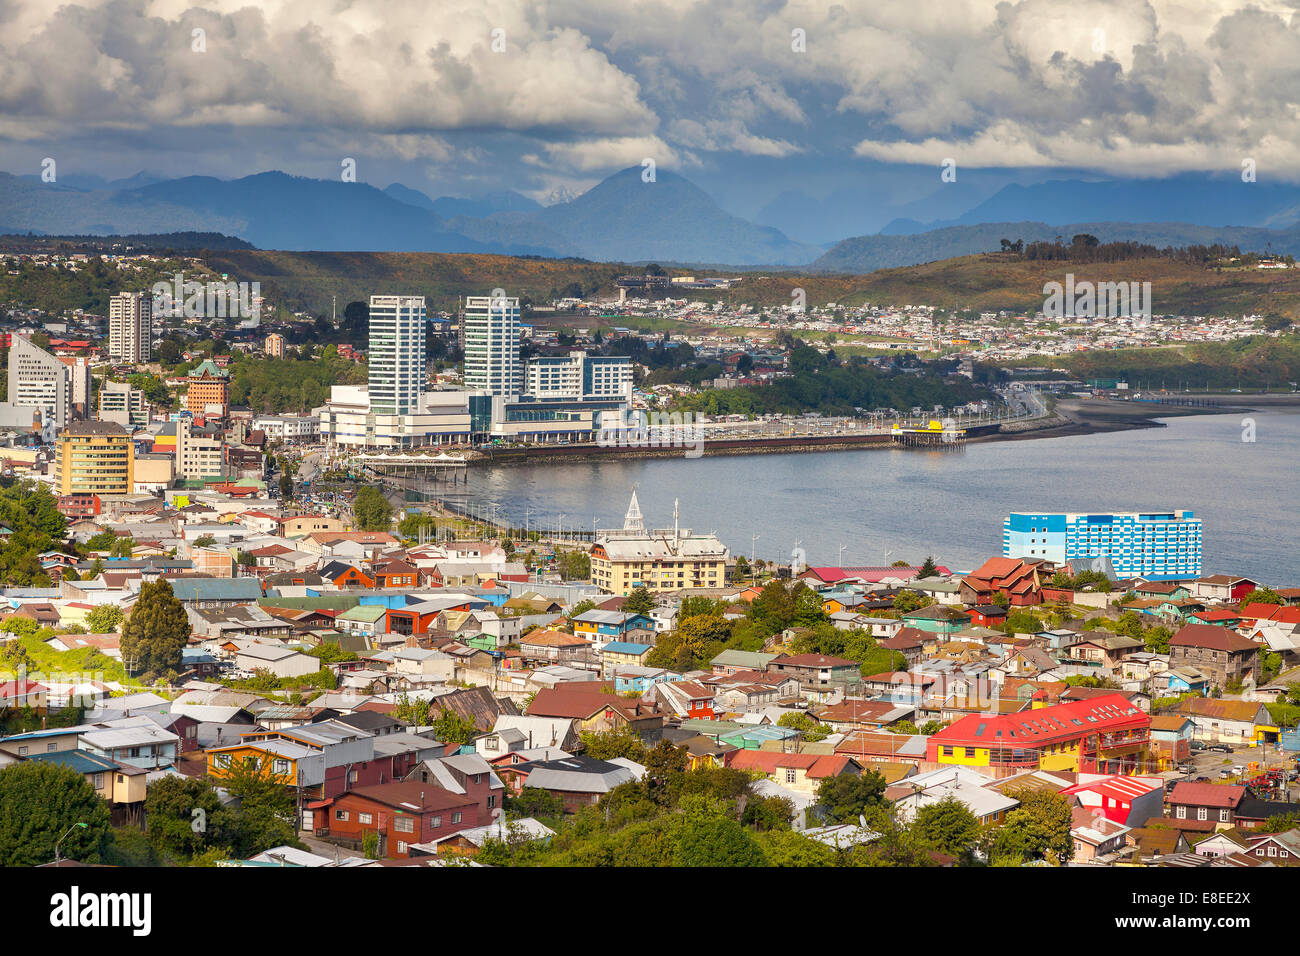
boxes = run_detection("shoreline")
[467,396,1268,466]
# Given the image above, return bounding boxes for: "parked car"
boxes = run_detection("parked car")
[1190,741,1207,751]
[1177,763,1196,774]
[1232,764,1247,775]
[1219,768,1236,779]
[1208,743,1233,753]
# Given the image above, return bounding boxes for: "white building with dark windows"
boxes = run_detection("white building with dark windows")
[463,293,521,396]
[367,295,426,416]
[1004,511,1202,580]
[108,291,153,363]
[525,351,633,402]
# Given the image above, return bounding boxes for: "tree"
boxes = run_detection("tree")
[918,556,939,579]
[278,474,293,498]
[733,554,751,581]
[144,774,232,862]
[398,511,437,541]
[1242,587,1282,606]
[352,486,393,531]
[0,762,112,865]
[777,711,829,742]
[431,708,479,745]
[623,587,655,617]
[757,829,837,865]
[673,796,766,867]
[192,534,216,549]
[555,550,591,581]
[569,599,597,618]
[580,728,649,761]
[912,796,981,859]
[893,589,930,613]
[988,789,1074,864]
[816,770,888,823]
[86,604,123,633]
[120,578,191,677]
[221,753,303,855]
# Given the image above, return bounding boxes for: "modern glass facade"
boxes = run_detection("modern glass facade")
[1003,511,1202,580]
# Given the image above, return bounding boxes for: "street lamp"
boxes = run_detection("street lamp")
[54,822,87,864]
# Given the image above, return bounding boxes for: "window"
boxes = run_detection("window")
[487,795,496,809]
[1176,806,1187,819]
[47,743,57,752]
[1197,807,1208,820]
[1220,809,1230,822]
[431,816,441,828]
[93,773,104,789]
[273,759,291,776]
[1268,845,1278,857]
[358,812,373,825]
[335,809,349,821]
[452,812,462,824]
[17,746,27,756]
[397,841,408,854]
[394,816,414,833]
[785,769,797,784]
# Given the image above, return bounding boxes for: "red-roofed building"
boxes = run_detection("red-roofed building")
[799,565,951,586]
[725,750,860,795]
[959,557,1044,606]
[926,693,1151,775]
[0,679,47,709]
[56,493,100,519]
[312,782,482,859]
[1059,773,1164,826]
[1167,783,1247,829]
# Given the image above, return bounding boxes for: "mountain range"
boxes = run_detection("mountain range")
[4,166,1300,272]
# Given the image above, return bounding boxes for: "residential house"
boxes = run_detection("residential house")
[1175,698,1274,746]
[1168,624,1262,687]
[314,782,482,858]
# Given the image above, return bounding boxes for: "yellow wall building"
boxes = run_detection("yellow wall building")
[54,421,134,496]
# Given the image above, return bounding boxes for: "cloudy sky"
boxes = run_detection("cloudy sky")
[1,0,1296,229]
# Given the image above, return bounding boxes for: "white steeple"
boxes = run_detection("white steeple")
[623,488,645,533]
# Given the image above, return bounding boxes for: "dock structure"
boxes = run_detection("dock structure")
[890,419,966,449]
[352,451,470,484]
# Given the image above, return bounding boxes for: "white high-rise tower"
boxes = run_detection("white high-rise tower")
[367,295,426,416]
[108,291,153,363]
[463,292,521,396]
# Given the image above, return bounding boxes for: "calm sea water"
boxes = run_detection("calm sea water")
[458,410,1300,584]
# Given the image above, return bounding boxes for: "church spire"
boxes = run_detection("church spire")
[623,488,645,533]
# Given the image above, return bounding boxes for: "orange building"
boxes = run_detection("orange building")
[186,359,230,417]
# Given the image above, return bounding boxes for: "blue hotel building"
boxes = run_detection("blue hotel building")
[1003,511,1202,580]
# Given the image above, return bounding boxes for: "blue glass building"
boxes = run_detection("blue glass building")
[1003,511,1202,580]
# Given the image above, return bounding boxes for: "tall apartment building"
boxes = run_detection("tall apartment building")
[525,351,633,402]
[1004,511,1202,581]
[463,293,521,396]
[186,359,230,417]
[265,333,286,358]
[54,421,134,496]
[98,381,149,427]
[176,416,224,479]
[108,291,152,363]
[7,335,74,429]
[367,295,426,415]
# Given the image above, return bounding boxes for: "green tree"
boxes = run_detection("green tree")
[816,770,888,823]
[221,753,304,855]
[0,762,112,865]
[623,587,655,617]
[555,550,591,581]
[777,711,829,742]
[757,829,837,865]
[988,790,1074,865]
[86,604,124,633]
[352,486,393,531]
[120,578,191,677]
[918,556,939,578]
[431,708,479,745]
[1242,587,1282,606]
[674,796,766,867]
[912,796,981,860]
[144,774,231,862]
[580,727,649,761]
